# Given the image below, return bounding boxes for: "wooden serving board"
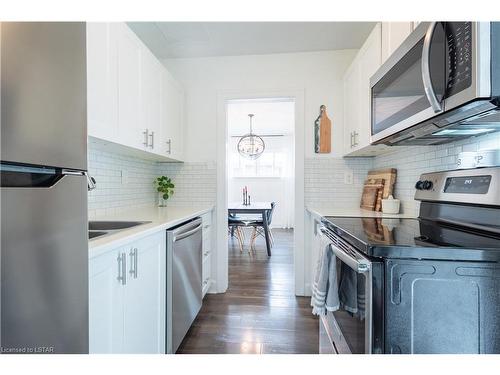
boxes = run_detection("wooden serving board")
[360,186,378,210]
[367,168,397,199]
[318,108,331,153]
[360,178,384,211]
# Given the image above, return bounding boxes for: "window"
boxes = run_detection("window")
[229,141,285,178]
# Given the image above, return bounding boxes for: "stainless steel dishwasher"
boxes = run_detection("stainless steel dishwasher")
[166,217,203,353]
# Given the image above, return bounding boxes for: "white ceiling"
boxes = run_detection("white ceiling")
[227,98,295,136]
[127,22,376,59]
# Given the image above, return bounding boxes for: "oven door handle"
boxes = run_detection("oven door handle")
[422,21,443,113]
[319,227,370,273]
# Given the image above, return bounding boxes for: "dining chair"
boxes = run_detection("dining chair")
[249,202,276,251]
[228,215,248,253]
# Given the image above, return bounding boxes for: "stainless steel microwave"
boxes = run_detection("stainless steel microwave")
[370,22,500,146]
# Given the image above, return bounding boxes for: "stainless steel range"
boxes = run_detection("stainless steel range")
[319,167,500,354]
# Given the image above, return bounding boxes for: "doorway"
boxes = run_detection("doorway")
[176,92,318,354]
[226,96,296,306]
[214,89,306,296]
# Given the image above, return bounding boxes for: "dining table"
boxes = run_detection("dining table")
[228,201,273,256]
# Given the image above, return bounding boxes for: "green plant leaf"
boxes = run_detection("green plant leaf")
[163,193,169,200]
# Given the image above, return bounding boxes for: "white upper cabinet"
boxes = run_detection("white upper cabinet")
[356,23,382,151]
[160,70,185,161]
[343,61,360,152]
[381,22,414,64]
[87,23,119,142]
[117,23,144,150]
[342,22,417,157]
[140,47,163,153]
[343,23,388,157]
[87,22,184,162]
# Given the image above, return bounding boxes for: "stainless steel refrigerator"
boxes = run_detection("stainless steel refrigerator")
[1,22,90,353]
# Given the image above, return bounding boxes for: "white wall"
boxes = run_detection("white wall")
[163,49,357,162]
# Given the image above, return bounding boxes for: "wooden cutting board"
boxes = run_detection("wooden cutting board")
[360,178,384,211]
[318,107,331,153]
[367,168,397,199]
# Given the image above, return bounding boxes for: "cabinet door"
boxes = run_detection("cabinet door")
[343,61,360,154]
[122,231,166,354]
[355,23,382,150]
[160,70,184,160]
[87,22,119,142]
[381,22,413,63]
[118,24,144,150]
[141,47,162,153]
[89,250,124,354]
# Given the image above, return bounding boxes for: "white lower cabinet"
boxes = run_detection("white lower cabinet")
[89,231,166,354]
[89,249,124,353]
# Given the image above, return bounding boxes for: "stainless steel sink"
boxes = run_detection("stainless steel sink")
[88,221,151,241]
[88,221,151,231]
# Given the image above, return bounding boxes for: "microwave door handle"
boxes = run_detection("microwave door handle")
[422,21,443,113]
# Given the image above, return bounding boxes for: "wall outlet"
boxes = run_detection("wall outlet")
[121,170,129,185]
[344,171,354,185]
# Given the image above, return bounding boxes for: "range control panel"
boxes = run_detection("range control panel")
[445,22,473,97]
[415,167,500,207]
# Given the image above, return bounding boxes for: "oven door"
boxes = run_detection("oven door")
[370,22,447,143]
[319,227,373,354]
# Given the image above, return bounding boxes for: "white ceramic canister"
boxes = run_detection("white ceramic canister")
[381,195,400,214]
[475,148,500,168]
[457,151,477,169]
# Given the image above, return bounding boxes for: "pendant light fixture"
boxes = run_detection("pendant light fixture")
[237,114,265,160]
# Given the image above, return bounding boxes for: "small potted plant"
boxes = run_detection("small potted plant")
[155,176,175,207]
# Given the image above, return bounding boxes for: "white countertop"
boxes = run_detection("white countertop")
[306,205,418,219]
[88,205,214,258]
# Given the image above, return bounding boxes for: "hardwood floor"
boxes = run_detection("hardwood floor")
[177,228,319,354]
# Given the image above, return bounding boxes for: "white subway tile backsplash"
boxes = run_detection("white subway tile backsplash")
[305,157,374,208]
[373,132,500,214]
[87,144,216,218]
[305,132,500,215]
[89,132,499,219]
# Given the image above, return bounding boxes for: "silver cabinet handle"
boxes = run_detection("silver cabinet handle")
[143,129,149,147]
[422,22,443,113]
[166,139,172,154]
[134,248,138,278]
[350,131,359,148]
[117,252,127,285]
[129,247,138,279]
[148,131,155,149]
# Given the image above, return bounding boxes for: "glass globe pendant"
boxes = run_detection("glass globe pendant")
[237,114,265,160]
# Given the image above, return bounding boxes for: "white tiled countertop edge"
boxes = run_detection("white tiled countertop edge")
[306,204,418,219]
[88,205,215,259]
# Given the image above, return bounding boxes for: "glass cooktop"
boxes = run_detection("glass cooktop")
[322,216,500,261]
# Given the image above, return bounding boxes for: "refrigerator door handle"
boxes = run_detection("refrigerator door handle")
[61,169,96,191]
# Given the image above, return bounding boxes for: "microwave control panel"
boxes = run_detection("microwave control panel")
[446,22,472,97]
